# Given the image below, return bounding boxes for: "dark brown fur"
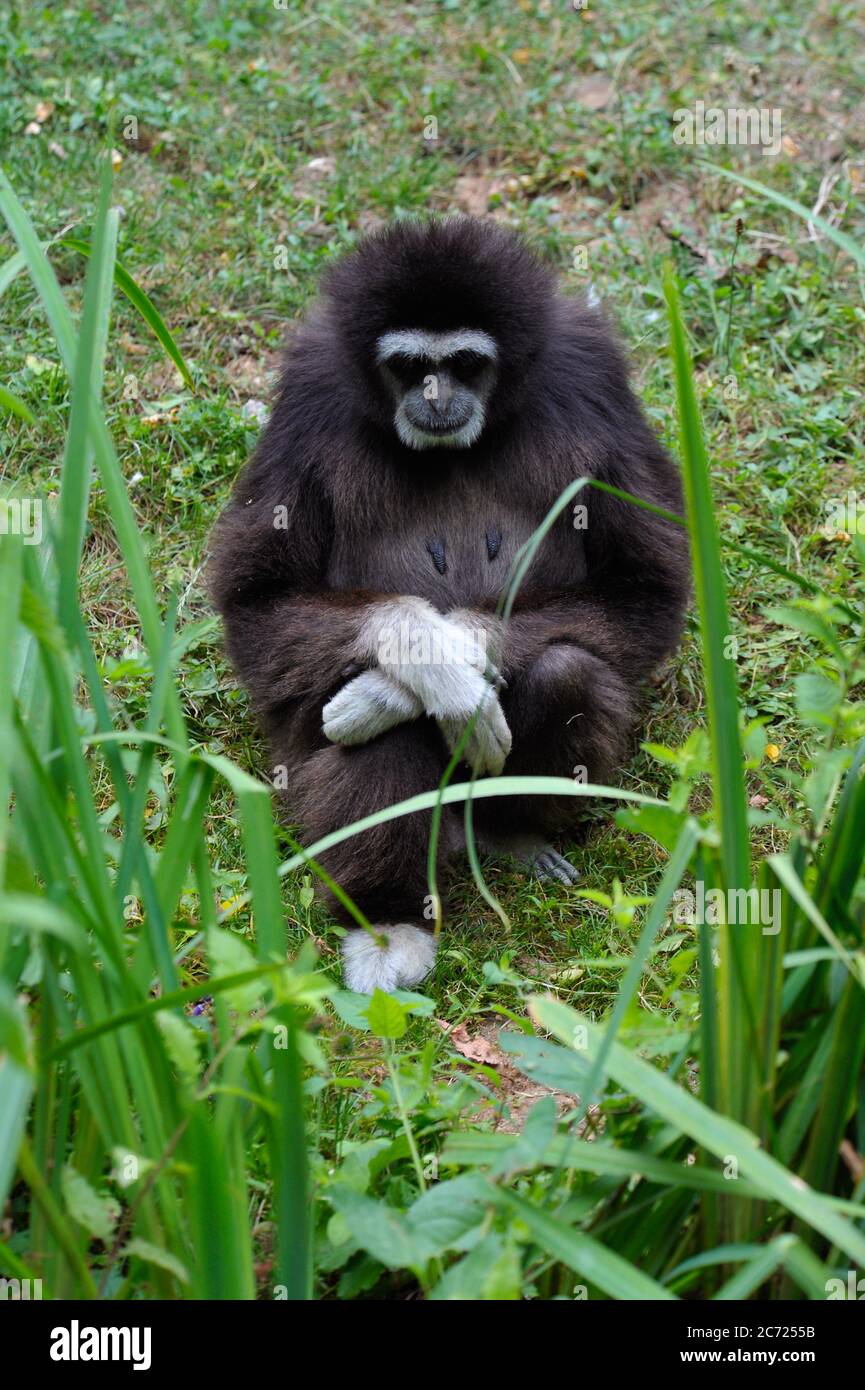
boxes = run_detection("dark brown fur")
[209,218,689,924]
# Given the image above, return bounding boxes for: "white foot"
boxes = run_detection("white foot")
[341,924,438,994]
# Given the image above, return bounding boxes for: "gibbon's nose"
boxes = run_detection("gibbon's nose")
[424,380,472,428]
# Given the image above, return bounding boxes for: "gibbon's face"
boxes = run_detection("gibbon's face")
[375,328,498,450]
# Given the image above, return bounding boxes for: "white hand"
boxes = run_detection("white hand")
[367,598,494,709]
[322,669,422,746]
[357,598,512,772]
[437,678,512,775]
[447,607,505,684]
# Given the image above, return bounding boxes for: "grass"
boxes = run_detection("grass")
[1,0,864,1301]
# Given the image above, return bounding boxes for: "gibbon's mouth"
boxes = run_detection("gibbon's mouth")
[419,418,465,434]
[395,402,485,450]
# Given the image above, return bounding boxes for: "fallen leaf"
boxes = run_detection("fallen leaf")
[572,75,614,110]
[446,1022,500,1065]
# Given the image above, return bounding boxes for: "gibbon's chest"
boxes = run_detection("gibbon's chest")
[324,483,588,610]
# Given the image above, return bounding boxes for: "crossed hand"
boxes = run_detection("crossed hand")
[322,602,511,775]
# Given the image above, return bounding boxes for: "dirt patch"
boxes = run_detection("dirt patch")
[223,348,283,399]
[440,1018,581,1134]
[450,170,512,218]
[571,75,615,111]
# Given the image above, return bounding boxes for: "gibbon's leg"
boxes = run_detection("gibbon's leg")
[475,641,634,855]
[285,718,461,993]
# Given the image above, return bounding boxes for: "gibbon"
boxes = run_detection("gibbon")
[210,218,689,992]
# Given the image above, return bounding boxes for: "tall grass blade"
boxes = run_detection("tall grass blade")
[702,164,865,272]
[531,997,865,1266]
[61,237,194,389]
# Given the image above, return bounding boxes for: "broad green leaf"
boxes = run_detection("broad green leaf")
[487,1095,557,1177]
[61,1166,120,1243]
[328,1187,429,1270]
[365,988,412,1040]
[405,1174,491,1255]
[794,672,842,728]
[766,603,845,661]
[156,1012,202,1086]
[124,1238,189,1285]
[207,927,262,1013]
[429,1233,522,1300]
[331,987,434,1031]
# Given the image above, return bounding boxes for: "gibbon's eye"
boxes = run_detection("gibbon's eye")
[385,353,422,385]
[447,349,489,380]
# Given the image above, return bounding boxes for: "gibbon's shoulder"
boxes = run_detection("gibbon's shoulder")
[545,294,631,381]
[255,306,356,462]
[531,293,636,429]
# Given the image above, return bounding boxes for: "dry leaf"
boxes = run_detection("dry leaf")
[445,1022,501,1065]
[572,75,614,110]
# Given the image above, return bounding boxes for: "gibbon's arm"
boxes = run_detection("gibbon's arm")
[209,462,371,722]
[209,465,511,769]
